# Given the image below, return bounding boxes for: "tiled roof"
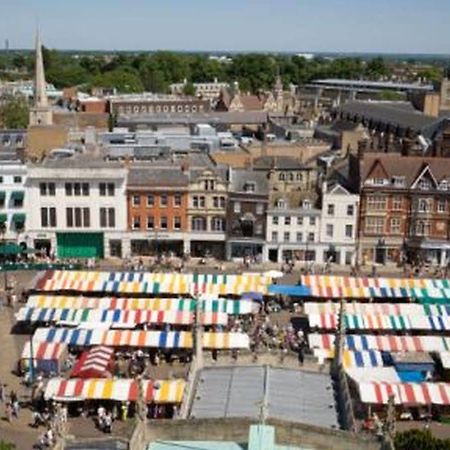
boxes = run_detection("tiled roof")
[128,167,189,187]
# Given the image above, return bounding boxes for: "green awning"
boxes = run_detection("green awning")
[0,213,7,223]
[0,242,23,255]
[12,213,26,224]
[10,191,24,201]
[0,192,5,200]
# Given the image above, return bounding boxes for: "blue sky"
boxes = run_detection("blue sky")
[1,0,450,53]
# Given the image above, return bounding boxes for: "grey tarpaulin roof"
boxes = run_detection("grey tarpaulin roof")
[190,366,338,429]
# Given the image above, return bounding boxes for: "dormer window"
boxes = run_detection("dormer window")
[439,180,449,191]
[244,182,256,193]
[392,176,405,187]
[418,179,431,190]
[373,178,387,186]
[204,179,216,191]
[276,199,286,209]
[302,199,311,210]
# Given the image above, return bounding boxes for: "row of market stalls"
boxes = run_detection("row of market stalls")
[273,275,450,412]
[20,270,269,412]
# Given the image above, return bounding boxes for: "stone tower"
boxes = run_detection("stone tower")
[274,70,284,113]
[29,29,53,126]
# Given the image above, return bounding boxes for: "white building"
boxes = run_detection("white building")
[265,197,322,264]
[25,155,127,258]
[319,182,359,265]
[0,158,27,242]
[170,78,230,105]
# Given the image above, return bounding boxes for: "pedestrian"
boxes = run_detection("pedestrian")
[12,399,19,417]
[0,383,5,403]
[5,402,12,422]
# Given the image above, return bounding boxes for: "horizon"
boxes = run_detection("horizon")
[1,0,450,54]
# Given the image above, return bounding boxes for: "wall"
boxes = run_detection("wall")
[140,418,380,450]
[27,125,69,160]
[53,111,109,130]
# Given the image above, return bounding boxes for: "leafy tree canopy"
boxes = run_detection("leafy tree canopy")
[0,95,29,128]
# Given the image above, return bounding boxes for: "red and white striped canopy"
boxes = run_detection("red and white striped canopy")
[358,382,450,405]
[71,346,114,378]
[21,342,66,361]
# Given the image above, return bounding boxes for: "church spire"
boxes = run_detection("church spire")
[34,28,48,108]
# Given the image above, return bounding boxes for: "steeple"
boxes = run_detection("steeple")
[29,28,53,126]
[34,28,48,108]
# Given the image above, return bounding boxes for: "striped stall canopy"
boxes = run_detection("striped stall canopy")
[21,341,66,361]
[26,295,254,315]
[36,271,271,296]
[313,348,385,368]
[44,378,185,403]
[16,307,228,327]
[308,333,449,353]
[71,346,114,378]
[304,302,450,317]
[358,382,450,405]
[32,328,250,350]
[300,275,450,299]
[308,313,450,331]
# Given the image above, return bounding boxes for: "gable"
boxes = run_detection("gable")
[329,183,351,196]
[411,164,438,189]
[364,159,389,182]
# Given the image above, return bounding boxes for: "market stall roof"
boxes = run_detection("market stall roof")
[268,284,311,296]
[439,352,450,369]
[32,328,250,350]
[346,367,401,384]
[21,341,66,360]
[313,349,385,368]
[357,382,450,405]
[26,295,254,315]
[44,378,185,403]
[71,346,114,379]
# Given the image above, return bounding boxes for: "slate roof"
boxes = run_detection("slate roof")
[128,167,189,187]
[190,365,338,430]
[338,101,444,138]
[360,153,450,187]
[229,169,269,194]
[253,155,307,170]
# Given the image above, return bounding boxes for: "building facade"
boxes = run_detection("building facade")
[358,153,450,266]
[226,169,269,260]
[126,167,189,257]
[25,158,127,258]
[187,168,228,258]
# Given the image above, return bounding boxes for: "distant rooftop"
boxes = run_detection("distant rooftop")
[311,79,433,92]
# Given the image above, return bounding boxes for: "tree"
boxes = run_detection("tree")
[366,57,391,79]
[395,429,450,450]
[0,95,29,129]
[91,69,144,93]
[182,81,196,96]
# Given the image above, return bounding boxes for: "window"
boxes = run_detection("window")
[285,216,291,225]
[296,232,303,242]
[213,196,220,208]
[66,208,73,227]
[219,196,226,208]
[307,232,315,242]
[192,216,206,231]
[390,218,401,234]
[244,182,256,193]
[276,199,286,208]
[193,196,199,208]
[326,224,334,238]
[174,193,181,207]
[309,217,316,226]
[284,232,290,242]
[256,203,264,215]
[82,183,89,196]
[66,207,90,228]
[65,183,73,196]
[160,216,168,230]
[160,194,168,207]
[13,195,23,208]
[146,216,154,230]
[418,178,432,190]
[74,183,81,196]
[147,194,154,207]
[345,224,353,238]
[271,231,278,242]
[302,200,311,209]
[439,180,449,191]
[279,173,286,181]
[0,177,3,184]
[415,220,430,236]
[417,198,432,213]
[297,217,303,225]
[272,216,279,225]
[100,208,115,228]
[392,176,405,187]
[234,201,241,213]
[347,205,354,216]
[132,216,141,230]
[132,195,141,207]
[367,196,386,211]
[211,217,225,232]
[199,196,205,208]
[438,200,446,213]
[392,196,402,211]
[365,217,384,234]
[40,182,55,196]
[204,179,215,191]
[41,207,57,228]
[99,183,114,196]
[327,204,335,216]
[13,176,22,184]
[174,216,181,230]
[83,208,90,227]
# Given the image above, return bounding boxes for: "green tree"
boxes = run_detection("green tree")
[366,57,391,79]
[0,95,29,129]
[91,69,144,93]
[182,81,196,96]
[395,429,450,450]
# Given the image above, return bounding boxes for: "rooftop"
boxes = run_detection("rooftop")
[189,366,338,430]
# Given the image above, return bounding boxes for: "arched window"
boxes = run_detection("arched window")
[279,173,286,181]
[289,173,294,181]
[211,217,225,232]
[276,199,286,209]
[192,216,206,231]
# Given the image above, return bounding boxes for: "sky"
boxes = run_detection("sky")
[1,0,450,53]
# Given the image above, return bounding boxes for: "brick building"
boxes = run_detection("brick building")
[126,167,189,256]
[358,153,450,266]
